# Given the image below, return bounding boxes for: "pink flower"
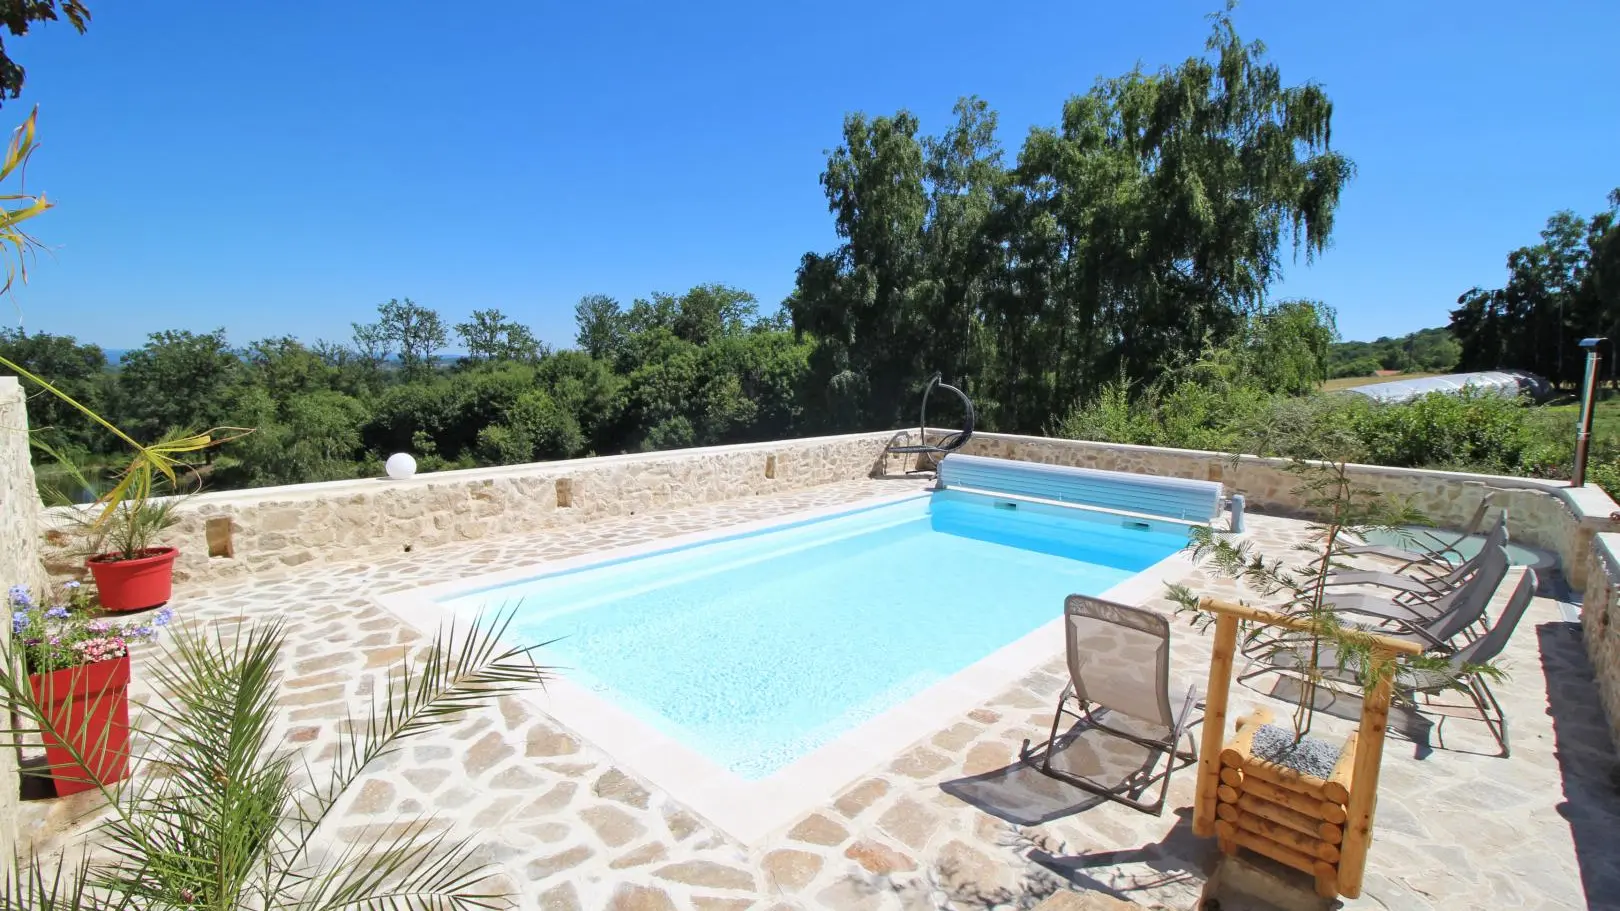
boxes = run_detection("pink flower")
[72,636,129,663]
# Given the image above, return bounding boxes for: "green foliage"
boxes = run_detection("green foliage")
[242,336,335,401]
[1165,459,1490,740]
[0,327,107,450]
[223,390,369,487]
[1449,190,1620,386]
[1060,358,1556,478]
[112,329,241,445]
[1246,301,1338,395]
[0,2,88,105]
[355,297,448,379]
[504,389,584,461]
[474,423,529,466]
[793,11,1353,433]
[1055,320,1338,456]
[456,308,543,363]
[536,350,623,453]
[1590,456,1620,503]
[573,293,626,362]
[1329,355,1384,379]
[20,281,807,490]
[1347,389,1540,473]
[1327,327,1460,378]
[0,612,551,908]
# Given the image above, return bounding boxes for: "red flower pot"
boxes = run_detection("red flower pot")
[87,546,178,612]
[27,655,132,796]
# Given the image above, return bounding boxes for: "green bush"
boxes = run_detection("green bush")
[474,423,531,466]
[1329,356,1382,379]
[1588,459,1620,502]
[1346,390,1538,473]
[1060,383,1551,476]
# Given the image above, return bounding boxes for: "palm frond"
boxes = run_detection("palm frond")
[0,109,50,298]
[0,850,134,911]
[90,620,297,908]
[295,819,506,911]
[270,611,550,899]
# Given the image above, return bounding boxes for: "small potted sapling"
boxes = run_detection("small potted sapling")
[40,443,193,612]
[79,486,185,613]
[1169,457,1489,773]
[26,418,244,612]
[1168,456,1509,899]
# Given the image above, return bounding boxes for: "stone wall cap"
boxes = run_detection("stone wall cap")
[42,429,903,512]
[1594,532,1620,565]
[1561,485,1620,523]
[964,430,1590,495]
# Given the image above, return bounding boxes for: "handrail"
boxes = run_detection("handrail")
[1196,596,1423,657]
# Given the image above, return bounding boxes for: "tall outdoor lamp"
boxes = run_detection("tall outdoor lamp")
[1573,337,1606,487]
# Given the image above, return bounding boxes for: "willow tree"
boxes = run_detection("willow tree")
[792,7,1353,434]
[792,108,933,430]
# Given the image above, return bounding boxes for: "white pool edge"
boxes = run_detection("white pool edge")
[374,490,1201,846]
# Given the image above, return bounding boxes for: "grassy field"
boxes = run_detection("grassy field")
[1531,398,1620,449]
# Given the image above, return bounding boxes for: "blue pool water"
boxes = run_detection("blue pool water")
[440,491,1187,778]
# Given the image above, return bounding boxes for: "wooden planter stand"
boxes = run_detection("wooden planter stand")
[1215,707,1356,898]
[1191,597,1422,901]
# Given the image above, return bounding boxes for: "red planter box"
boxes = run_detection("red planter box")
[28,655,131,796]
[87,546,177,612]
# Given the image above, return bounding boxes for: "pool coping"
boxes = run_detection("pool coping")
[375,488,1202,846]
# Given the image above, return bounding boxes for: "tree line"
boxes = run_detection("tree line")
[1,286,811,491]
[1450,191,1620,387]
[1326,328,1461,380]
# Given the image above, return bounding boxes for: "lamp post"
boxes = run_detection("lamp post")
[1573,337,1606,487]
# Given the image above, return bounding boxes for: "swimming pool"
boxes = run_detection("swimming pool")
[437,491,1184,773]
[382,488,1192,842]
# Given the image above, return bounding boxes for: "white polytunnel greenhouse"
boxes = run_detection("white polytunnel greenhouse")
[1341,370,1553,405]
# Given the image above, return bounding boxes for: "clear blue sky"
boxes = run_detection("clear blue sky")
[5,0,1618,349]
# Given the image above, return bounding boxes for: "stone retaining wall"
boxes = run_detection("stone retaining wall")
[44,431,899,586]
[30,419,1620,596]
[1584,535,1620,757]
[949,431,1619,588]
[0,377,36,862]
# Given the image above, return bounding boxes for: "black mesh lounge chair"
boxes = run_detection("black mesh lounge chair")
[1031,595,1200,815]
[1259,570,1535,757]
[1326,513,1509,599]
[1341,495,1494,567]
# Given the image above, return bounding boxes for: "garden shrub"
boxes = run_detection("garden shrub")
[1060,383,1550,477]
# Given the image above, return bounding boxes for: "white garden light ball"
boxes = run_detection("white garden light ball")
[385,453,417,480]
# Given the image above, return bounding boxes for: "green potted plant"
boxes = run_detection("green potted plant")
[16,401,243,612]
[82,496,182,612]
[34,435,198,612]
[7,580,172,795]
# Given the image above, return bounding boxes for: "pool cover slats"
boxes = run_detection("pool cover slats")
[938,454,1223,522]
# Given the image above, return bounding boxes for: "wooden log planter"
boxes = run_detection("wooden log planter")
[1213,707,1356,898]
[1191,597,1423,901]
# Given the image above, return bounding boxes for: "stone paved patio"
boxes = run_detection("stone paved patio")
[20,479,1620,910]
